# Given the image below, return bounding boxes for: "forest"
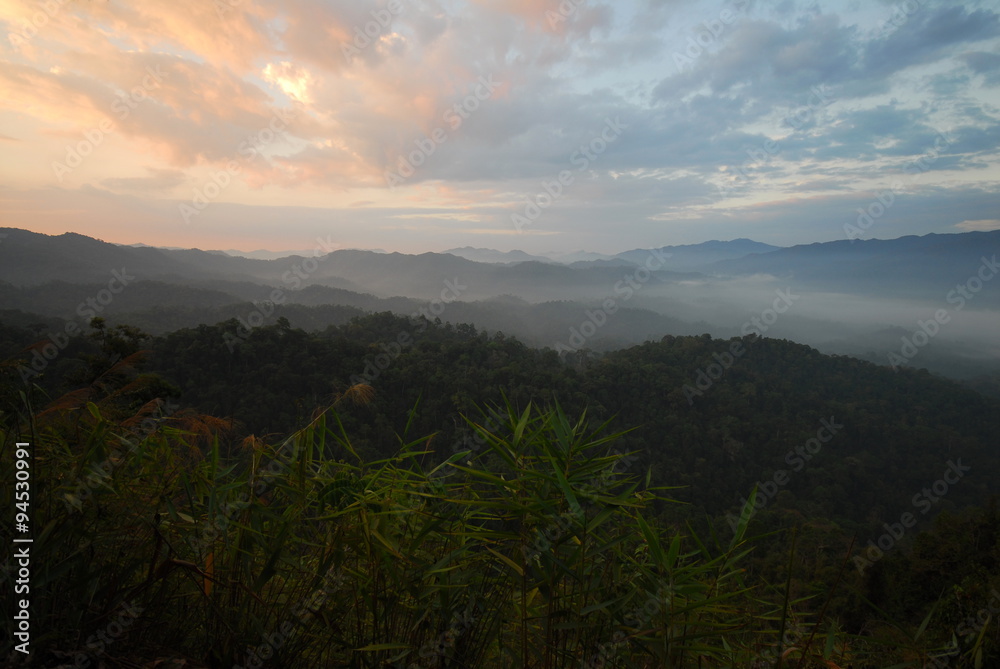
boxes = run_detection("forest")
[1,312,998,667]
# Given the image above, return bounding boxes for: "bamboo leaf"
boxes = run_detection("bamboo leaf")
[486,546,524,577]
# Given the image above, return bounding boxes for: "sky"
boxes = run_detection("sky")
[1,0,999,255]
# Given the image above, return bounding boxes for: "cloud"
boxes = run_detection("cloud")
[955,219,1000,232]
[100,168,187,193]
[863,6,1000,78]
[1,0,999,253]
[962,50,1000,86]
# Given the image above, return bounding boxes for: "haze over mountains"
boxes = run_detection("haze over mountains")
[442,239,783,268]
[2,226,998,380]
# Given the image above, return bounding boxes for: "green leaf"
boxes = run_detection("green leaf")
[486,546,524,577]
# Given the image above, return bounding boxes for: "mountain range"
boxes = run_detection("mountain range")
[1,227,998,381]
[6,227,996,296]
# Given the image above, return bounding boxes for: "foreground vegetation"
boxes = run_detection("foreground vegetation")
[1,316,998,666]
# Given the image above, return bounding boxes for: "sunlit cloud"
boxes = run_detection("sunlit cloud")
[955,219,1000,231]
[0,0,998,253]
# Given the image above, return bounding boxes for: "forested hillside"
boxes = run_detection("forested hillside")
[2,313,999,666]
[6,313,997,524]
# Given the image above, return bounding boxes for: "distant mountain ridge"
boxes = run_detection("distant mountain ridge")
[442,247,554,264]
[616,238,782,269]
[710,231,1000,298]
[0,228,701,301]
[444,239,783,268]
[2,227,1000,381]
[2,228,997,308]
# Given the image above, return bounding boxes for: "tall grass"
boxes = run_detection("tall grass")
[1,388,983,667]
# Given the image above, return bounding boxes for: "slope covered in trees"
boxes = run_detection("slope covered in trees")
[5,313,997,533]
[1,342,998,666]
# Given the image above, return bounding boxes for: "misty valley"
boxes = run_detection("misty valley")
[1,227,999,667]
